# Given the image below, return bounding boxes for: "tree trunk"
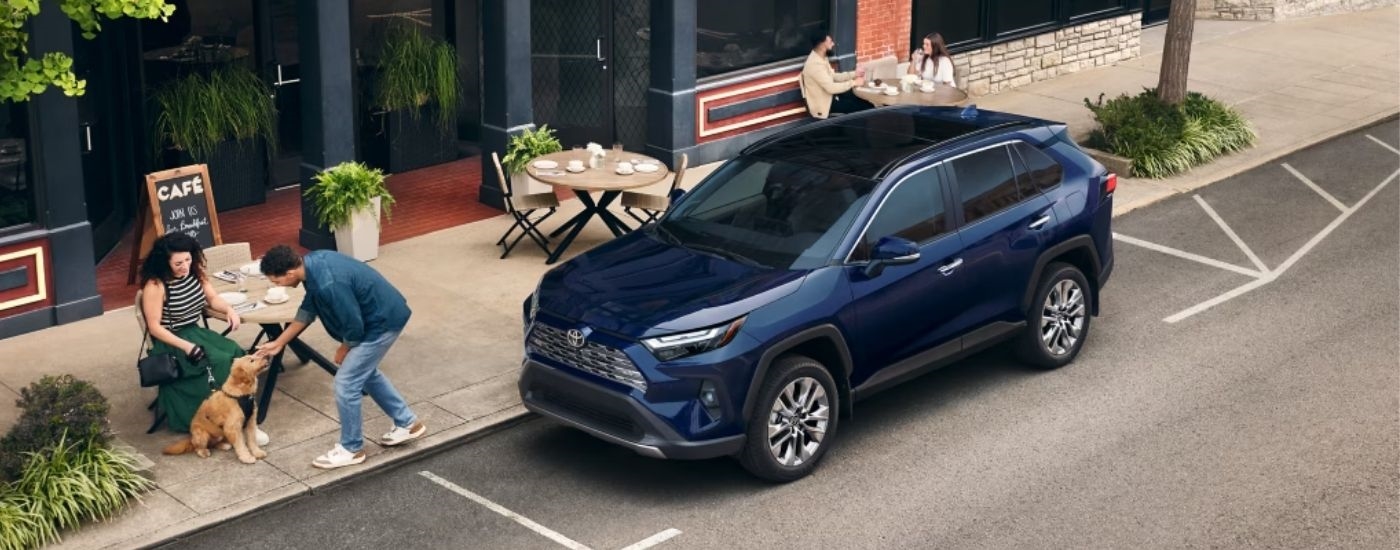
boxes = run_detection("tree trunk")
[1157,0,1198,106]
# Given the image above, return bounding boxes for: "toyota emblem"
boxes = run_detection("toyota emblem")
[566,329,586,348]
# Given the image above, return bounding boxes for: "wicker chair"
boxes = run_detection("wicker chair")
[621,153,688,226]
[492,152,559,259]
[204,242,251,274]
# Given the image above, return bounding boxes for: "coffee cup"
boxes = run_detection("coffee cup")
[265,286,288,302]
[617,162,634,174]
[567,159,584,171]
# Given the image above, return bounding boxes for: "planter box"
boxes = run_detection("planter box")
[333,196,382,262]
[1080,145,1135,178]
[362,104,457,174]
[169,138,268,213]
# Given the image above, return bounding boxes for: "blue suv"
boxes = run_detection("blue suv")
[519,106,1115,482]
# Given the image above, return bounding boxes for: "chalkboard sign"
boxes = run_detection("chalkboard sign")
[144,164,222,249]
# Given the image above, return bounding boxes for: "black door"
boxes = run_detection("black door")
[74,21,142,262]
[1144,0,1172,26]
[532,0,614,147]
[259,0,302,187]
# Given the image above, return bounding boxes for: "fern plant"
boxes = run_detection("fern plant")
[500,125,563,176]
[304,161,395,230]
[150,65,277,161]
[374,21,459,132]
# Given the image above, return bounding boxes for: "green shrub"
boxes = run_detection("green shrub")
[13,434,152,533]
[374,20,459,132]
[0,375,110,482]
[1084,89,1256,178]
[150,64,278,162]
[305,161,396,230]
[0,490,54,550]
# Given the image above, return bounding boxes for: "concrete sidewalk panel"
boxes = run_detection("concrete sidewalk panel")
[431,370,524,422]
[51,489,195,550]
[263,429,387,483]
[161,460,299,514]
[255,391,340,453]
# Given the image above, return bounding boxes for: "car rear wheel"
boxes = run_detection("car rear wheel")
[738,355,839,482]
[1015,262,1092,369]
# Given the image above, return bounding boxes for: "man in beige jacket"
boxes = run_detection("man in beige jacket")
[800,33,868,119]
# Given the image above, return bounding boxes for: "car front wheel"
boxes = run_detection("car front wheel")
[738,354,839,482]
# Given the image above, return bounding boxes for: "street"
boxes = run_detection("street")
[161,120,1399,550]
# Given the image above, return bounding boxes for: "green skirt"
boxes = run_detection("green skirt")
[150,325,245,433]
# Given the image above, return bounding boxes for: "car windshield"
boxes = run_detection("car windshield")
[655,158,878,270]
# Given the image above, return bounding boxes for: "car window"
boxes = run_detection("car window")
[1012,142,1063,192]
[660,158,877,270]
[854,166,948,260]
[950,146,1023,225]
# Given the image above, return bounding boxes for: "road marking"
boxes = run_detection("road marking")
[1164,168,1398,323]
[1282,163,1347,212]
[620,529,683,550]
[1193,194,1270,275]
[1367,134,1400,156]
[1113,232,1264,278]
[420,471,682,550]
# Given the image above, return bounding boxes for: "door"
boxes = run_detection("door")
[74,21,141,261]
[532,0,614,146]
[848,164,966,387]
[1144,0,1172,26]
[947,144,1055,333]
[259,0,301,187]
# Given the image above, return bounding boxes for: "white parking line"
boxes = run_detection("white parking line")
[1282,163,1347,212]
[1367,134,1400,156]
[1112,232,1264,278]
[1194,194,1270,275]
[420,470,683,550]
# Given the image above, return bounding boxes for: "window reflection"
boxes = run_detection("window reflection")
[0,103,33,229]
[697,1,831,79]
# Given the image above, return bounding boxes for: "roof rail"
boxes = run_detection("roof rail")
[739,107,894,156]
[874,119,1040,179]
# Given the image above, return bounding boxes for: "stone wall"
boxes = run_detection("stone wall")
[957,14,1142,97]
[1198,0,1396,20]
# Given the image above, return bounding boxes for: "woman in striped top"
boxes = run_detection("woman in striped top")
[140,233,247,433]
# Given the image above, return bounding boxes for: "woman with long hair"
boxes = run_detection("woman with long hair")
[139,233,250,434]
[908,32,956,87]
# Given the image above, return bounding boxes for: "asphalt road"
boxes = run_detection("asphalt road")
[162,120,1399,550]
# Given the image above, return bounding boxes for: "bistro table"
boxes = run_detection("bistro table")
[525,149,671,264]
[853,83,969,108]
[208,271,339,424]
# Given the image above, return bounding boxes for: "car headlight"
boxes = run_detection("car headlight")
[642,317,746,361]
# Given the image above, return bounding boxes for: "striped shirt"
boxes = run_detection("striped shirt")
[161,275,206,329]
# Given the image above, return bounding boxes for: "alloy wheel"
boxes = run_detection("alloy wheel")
[766,376,830,467]
[1040,279,1086,356]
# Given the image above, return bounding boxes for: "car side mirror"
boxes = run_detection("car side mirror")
[863,236,920,278]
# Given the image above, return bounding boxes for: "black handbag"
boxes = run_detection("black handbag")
[137,331,182,388]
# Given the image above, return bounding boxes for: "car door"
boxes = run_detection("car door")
[846,163,966,388]
[946,143,1055,334]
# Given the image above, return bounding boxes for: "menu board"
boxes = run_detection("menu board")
[144,164,221,248]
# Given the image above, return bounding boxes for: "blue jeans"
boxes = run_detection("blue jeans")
[335,330,416,452]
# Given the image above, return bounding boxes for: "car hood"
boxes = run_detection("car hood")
[536,231,807,339]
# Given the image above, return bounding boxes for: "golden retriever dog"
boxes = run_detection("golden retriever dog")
[163,355,270,464]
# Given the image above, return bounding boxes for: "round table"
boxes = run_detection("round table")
[525,149,671,264]
[853,85,969,108]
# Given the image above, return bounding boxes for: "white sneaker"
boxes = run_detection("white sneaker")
[311,444,365,469]
[255,428,270,447]
[380,421,427,447]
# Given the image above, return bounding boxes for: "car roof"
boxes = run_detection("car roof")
[742,106,1056,180]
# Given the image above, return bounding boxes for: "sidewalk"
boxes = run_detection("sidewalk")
[1,8,1394,549]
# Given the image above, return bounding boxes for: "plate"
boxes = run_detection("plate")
[219,292,246,306]
[532,160,558,169]
[615,169,634,176]
[635,163,660,173]
[883,89,899,96]
[263,294,290,305]
[566,166,586,173]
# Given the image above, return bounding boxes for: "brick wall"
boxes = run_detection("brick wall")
[855,0,913,63]
[1199,0,1396,20]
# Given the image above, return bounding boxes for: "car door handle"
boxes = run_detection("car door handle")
[1028,214,1051,230]
[938,258,963,276]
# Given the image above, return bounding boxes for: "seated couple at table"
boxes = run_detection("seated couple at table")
[800,31,874,119]
[908,32,957,88]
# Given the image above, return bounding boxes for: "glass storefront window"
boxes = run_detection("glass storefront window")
[352,0,434,66]
[993,0,1056,36]
[697,0,831,79]
[0,103,34,229]
[912,0,983,49]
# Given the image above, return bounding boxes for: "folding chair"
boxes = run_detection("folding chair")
[621,153,687,226]
[492,152,560,259]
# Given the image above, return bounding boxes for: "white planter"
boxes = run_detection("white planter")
[334,196,382,262]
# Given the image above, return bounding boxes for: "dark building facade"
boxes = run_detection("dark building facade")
[2,0,1167,338]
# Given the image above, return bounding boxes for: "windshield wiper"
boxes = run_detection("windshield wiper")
[684,242,766,268]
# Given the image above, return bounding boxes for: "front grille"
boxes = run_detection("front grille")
[534,384,640,440]
[529,324,647,391]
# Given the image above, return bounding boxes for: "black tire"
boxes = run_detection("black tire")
[1014,262,1093,369]
[738,355,840,483]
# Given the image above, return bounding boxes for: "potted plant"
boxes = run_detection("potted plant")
[305,161,396,261]
[500,125,563,192]
[362,21,460,173]
[150,65,277,212]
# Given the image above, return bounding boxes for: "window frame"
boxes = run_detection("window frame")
[843,160,956,265]
[910,0,1134,56]
[944,141,1035,230]
[695,0,840,84]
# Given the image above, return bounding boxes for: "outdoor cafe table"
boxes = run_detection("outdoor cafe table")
[526,149,671,264]
[853,84,969,108]
[208,272,339,424]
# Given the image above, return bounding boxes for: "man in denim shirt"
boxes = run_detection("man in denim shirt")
[256,245,426,469]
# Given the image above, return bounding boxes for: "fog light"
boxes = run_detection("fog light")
[699,380,721,420]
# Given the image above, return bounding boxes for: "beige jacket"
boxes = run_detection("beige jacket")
[800,51,856,119]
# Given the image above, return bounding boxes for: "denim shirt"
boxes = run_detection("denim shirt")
[293,251,410,347]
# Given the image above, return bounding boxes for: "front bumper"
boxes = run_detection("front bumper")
[519,359,745,460]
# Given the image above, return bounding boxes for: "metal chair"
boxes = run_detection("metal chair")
[621,153,688,226]
[491,152,559,259]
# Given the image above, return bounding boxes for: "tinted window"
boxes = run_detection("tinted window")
[696,1,831,78]
[951,146,1023,224]
[994,0,1055,35]
[660,158,877,269]
[0,102,34,229]
[912,0,982,48]
[1012,142,1063,192]
[857,167,948,259]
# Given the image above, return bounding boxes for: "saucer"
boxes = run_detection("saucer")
[219,292,246,306]
[615,169,634,176]
[263,294,290,305]
[566,166,586,173]
[532,160,558,169]
[883,89,899,96]
[635,163,659,173]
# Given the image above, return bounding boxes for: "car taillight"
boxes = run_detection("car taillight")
[1103,173,1117,195]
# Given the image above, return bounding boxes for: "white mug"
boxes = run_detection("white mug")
[567,159,584,171]
[265,286,288,302]
[618,162,634,173]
